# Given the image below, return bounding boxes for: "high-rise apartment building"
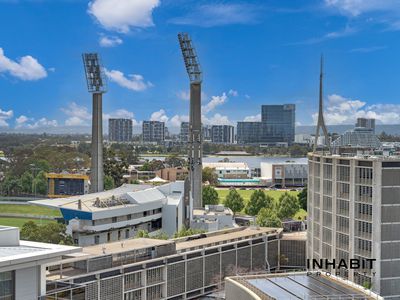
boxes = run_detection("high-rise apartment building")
[109,118,133,142]
[142,121,165,143]
[202,125,212,142]
[356,118,376,133]
[237,104,295,145]
[211,125,234,144]
[180,121,189,143]
[308,152,400,298]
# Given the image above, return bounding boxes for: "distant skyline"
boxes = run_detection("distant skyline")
[2,0,400,133]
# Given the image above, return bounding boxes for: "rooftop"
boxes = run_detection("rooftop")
[281,231,307,241]
[203,162,249,170]
[227,272,382,300]
[30,183,165,212]
[309,151,400,161]
[175,227,279,251]
[82,238,174,256]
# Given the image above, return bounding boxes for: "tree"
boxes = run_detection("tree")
[277,192,300,220]
[202,186,219,206]
[223,189,244,215]
[104,148,128,186]
[164,154,185,168]
[173,226,206,238]
[245,190,274,216]
[20,171,33,194]
[33,171,47,195]
[202,167,218,185]
[20,221,73,245]
[104,175,115,190]
[257,208,282,227]
[298,186,307,211]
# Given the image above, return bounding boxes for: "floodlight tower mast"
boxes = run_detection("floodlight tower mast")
[178,33,203,212]
[313,55,331,153]
[82,53,107,193]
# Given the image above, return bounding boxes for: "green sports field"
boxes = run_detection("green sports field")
[216,189,307,220]
[0,204,61,217]
[0,217,56,228]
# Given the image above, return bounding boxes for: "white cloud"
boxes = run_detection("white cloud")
[243,114,261,122]
[228,89,238,97]
[169,114,189,128]
[61,102,91,126]
[26,118,58,129]
[99,35,123,47]
[0,48,47,80]
[0,108,13,127]
[169,3,261,27]
[245,94,251,99]
[88,0,160,33]
[324,0,400,16]
[176,90,190,101]
[202,92,228,114]
[150,109,169,123]
[105,69,153,91]
[203,113,233,125]
[312,94,400,125]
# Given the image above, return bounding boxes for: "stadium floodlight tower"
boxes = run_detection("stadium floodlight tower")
[178,33,203,212]
[82,53,107,193]
[313,55,331,154]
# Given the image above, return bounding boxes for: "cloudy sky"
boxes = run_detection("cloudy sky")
[1,0,400,133]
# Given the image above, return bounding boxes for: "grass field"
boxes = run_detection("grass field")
[216,189,307,220]
[0,204,61,217]
[0,217,56,228]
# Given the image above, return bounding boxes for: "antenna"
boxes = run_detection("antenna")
[82,53,107,193]
[178,33,203,213]
[313,55,331,153]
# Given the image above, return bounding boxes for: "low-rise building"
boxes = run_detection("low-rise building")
[260,160,308,187]
[203,162,250,179]
[156,167,188,181]
[31,182,190,246]
[0,226,80,300]
[225,272,383,300]
[44,227,285,300]
[191,205,236,232]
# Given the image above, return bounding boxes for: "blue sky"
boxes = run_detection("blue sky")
[1,0,400,133]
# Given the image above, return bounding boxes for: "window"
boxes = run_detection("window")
[0,271,14,300]
[112,217,117,223]
[94,235,100,244]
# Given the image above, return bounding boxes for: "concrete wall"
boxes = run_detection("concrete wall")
[15,266,39,300]
[225,278,261,300]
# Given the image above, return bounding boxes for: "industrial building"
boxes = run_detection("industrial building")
[0,226,80,300]
[31,182,190,246]
[308,151,400,298]
[41,227,306,300]
[225,272,383,300]
[142,121,165,143]
[237,104,295,145]
[260,160,308,187]
[109,118,133,142]
[46,173,89,198]
[211,125,235,144]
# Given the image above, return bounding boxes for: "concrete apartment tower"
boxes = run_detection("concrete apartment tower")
[82,53,107,193]
[178,33,203,211]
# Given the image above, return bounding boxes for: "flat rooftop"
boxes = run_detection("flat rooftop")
[309,151,400,161]
[282,231,307,241]
[82,238,174,256]
[175,227,279,251]
[228,272,382,300]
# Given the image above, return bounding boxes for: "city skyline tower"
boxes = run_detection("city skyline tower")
[178,33,203,210]
[82,53,107,193]
[313,55,331,153]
